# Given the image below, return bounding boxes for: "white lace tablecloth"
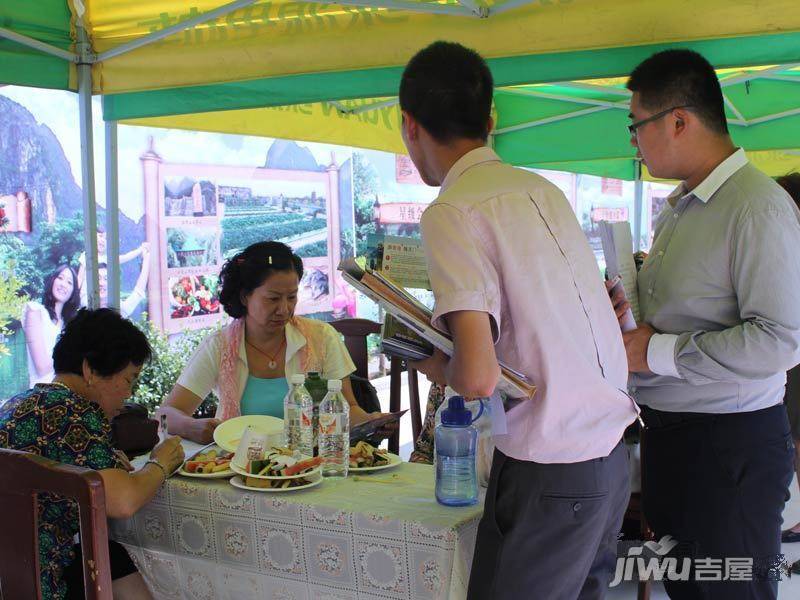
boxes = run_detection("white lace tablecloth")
[109,445,483,600]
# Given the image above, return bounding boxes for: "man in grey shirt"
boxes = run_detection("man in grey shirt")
[618,49,800,600]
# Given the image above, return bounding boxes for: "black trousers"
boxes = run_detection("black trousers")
[641,403,794,600]
[62,539,138,600]
[467,441,630,600]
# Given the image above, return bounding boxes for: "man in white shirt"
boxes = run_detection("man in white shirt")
[401,41,639,599]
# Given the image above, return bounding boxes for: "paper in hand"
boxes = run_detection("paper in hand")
[599,221,641,331]
[608,275,637,332]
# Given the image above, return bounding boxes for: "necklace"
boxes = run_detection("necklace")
[246,337,286,369]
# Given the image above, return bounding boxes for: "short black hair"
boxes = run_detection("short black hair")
[52,308,151,377]
[777,172,800,210]
[627,49,728,135]
[218,241,304,319]
[399,41,493,143]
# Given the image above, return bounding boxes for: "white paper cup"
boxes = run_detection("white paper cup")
[232,426,284,470]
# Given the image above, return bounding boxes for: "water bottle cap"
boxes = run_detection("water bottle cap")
[327,379,342,391]
[440,396,472,427]
[290,374,305,385]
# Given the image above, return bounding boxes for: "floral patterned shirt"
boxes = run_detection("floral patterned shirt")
[0,383,122,600]
[409,384,446,464]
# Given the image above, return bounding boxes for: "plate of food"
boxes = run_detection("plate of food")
[229,472,323,492]
[213,415,283,452]
[348,441,402,472]
[229,446,323,480]
[178,445,234,478]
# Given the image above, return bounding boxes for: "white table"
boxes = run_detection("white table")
[110,442,483,600]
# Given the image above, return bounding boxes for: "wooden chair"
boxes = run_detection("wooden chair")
[0,448,112,600]
[331,318,424,453]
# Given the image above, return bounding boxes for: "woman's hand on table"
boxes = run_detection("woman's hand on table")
[149,436,185,474]
[159,405,220,444]
[184,417,221,444]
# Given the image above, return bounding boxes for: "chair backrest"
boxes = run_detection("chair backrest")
[331,317,424,454]
[330,318,381,379]
[0,448,111,600]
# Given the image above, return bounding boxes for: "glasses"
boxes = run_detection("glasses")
[627,105,694,138]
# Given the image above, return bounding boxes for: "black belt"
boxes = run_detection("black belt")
[640,403,786,431]
[639,405,718,429]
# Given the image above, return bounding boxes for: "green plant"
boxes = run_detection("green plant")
[0,259,29,355]
[0,236,40,298]
[32,214,85,275]
[221,217,326,254]
[353,152,381,256]
[295,239,328,258]
[131,315,219,416]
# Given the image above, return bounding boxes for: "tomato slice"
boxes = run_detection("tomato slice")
[282,455,322,476]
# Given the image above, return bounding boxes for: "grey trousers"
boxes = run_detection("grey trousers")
[467,441,630,600]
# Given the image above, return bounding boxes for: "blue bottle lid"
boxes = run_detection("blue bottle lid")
[441,396,472,427]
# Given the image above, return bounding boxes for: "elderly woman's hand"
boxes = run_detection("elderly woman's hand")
[150,436,184,474]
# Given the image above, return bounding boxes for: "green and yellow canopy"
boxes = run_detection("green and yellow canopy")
[2,0,800,179]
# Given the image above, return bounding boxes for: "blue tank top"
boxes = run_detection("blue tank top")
[239,376,289,417]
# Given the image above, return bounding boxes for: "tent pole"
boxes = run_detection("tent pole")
[633,161,643,253]
[77,25,100,309]
[0,27,77,62]
[104,113,121,311]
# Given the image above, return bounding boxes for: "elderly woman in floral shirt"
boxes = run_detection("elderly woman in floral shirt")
[0,308,184,600]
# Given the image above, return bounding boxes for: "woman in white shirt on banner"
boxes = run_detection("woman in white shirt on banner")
[22,264,81,386]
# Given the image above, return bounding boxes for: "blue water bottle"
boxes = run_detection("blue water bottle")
[435,396,479,506]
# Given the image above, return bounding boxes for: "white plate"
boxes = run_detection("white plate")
[230,459,320,480]
[176,444,235,479]
[229,474,323,493]
[213,415,283,452]
[348,452,402,473]
[177,467,234,479]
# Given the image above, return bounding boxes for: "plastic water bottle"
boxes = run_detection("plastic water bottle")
[318,379,349,478]
[435,396,478,506]
[284,374,312,454]
[296,377,315,457]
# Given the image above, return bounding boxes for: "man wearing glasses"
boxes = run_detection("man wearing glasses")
[617,49,800,599]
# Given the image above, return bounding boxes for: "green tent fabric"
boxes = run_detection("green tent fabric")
[1,1,800,180]
[0,0,72,90]
[493,67,800,179]
[101,32,800,123]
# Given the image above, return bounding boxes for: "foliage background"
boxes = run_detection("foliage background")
[131,315,219,417]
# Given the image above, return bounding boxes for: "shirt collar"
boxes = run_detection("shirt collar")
[440,146,501,193]
[669,148,748,205]
[237,319,307,366]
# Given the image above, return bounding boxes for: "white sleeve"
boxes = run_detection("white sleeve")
[22,301,45,325]
[176,332,223,400]
[647,333,682,379]
[119,288,146,319]
[320,324,357,381]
